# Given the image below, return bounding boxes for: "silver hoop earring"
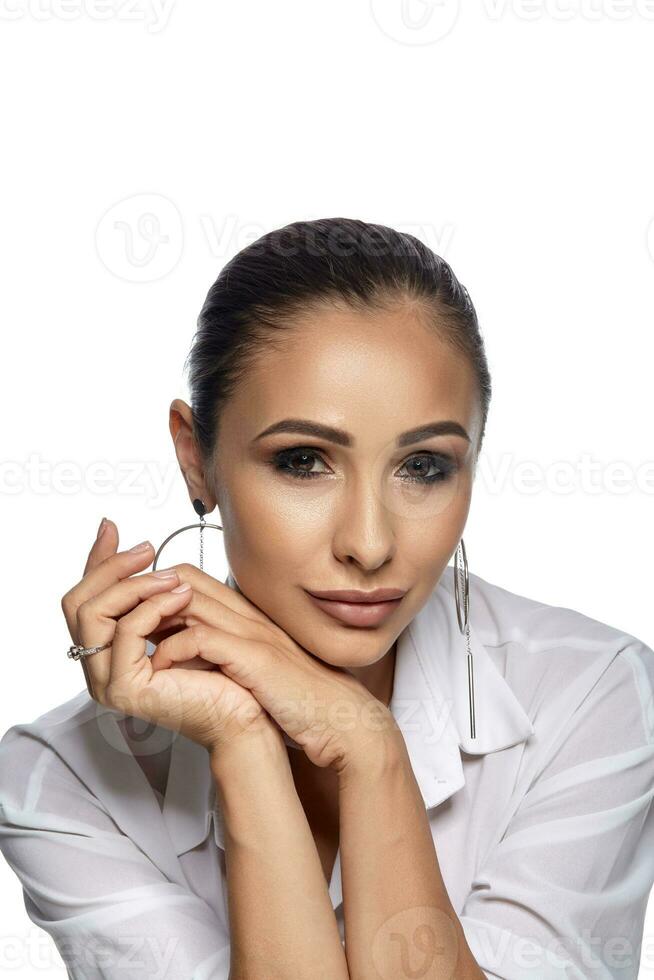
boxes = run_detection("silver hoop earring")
[454,538,476,740]
[152,498,223,572]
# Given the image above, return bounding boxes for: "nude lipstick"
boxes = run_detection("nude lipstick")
[304,587,406,627]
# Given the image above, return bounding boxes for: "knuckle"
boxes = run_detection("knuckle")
[76,596,97,626]
[103,681,131,715]
[174,562,194,578]
[267,625,295,655]
[264,640,283,664]
[101,682,116,709]
[262,621,285,645]
[190,622,210,646]
[93,685,107,707]
[61,589,75,612]
[253,623,278,650]
[113,619,130,640]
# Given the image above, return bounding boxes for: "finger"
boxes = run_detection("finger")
[146,591,273,676]
[62,518,119,644]
[166,588,274,640]
[76,569,183,691]
[166,564,274,628]
[145,585,274,648]
[83,517,120,577]
[62,535,158,645]
[109,585,194,689]
[150,623,274,692]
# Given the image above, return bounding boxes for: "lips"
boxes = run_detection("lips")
[304,589,405,627]
[305,587,407,603]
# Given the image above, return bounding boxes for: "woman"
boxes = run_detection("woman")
[1,217,652,979]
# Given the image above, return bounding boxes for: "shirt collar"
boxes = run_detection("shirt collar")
[163,566,535,855]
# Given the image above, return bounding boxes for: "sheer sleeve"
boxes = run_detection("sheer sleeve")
[459,637,654,980]
[0,723,231,979]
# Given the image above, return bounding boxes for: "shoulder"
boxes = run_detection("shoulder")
[0,687,97,755]
[0,688,155,827]
[437,563,651,653]
[444,564,640,651]
[0,689,100,811]
[438,566,653,744]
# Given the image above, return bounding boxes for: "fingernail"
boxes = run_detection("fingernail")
[128,540,152,553]
[171,582,191,593]
[153,568,178,578]
[96,517,108,540]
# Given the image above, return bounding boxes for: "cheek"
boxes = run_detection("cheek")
[221,487,320,587]
[246,482,337,555]
[399,497,470,580]
[371,452,472,528]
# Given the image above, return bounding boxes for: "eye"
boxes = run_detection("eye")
[397,453,456,484]
[271,447,329,480]
[271,446,456,484]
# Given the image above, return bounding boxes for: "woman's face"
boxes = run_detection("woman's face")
[182,300,480,669]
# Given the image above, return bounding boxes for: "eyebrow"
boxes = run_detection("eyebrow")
[251,418,471,448]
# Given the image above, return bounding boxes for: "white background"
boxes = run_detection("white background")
[1,1,653,976]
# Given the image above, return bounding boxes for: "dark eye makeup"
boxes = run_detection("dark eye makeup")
[269,445,457,485]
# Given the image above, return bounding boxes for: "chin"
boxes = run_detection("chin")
[296,625,395,668]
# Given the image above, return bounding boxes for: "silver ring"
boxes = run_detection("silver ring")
[67,641,111,661]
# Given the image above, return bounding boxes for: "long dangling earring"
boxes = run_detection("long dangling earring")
[152,498,223,572]
[454,538,476,739]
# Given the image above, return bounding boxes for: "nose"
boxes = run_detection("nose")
[331,479,396,571]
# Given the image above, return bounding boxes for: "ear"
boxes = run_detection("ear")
[168,398,217,512]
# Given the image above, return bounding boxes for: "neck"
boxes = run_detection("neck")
[345,639,397,708]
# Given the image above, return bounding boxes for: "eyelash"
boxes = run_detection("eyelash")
[271,446,457,485]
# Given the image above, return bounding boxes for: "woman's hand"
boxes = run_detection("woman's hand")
[148,565,400,774]
[60,519,281,753]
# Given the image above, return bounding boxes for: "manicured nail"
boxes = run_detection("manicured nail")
[128,540,152,553]
[153,568,178,578]
[96,517,108,540]
[171,582,191,593]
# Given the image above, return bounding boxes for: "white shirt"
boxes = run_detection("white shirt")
[1,566,653,979]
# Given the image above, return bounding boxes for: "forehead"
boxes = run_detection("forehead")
[222,301,480,445]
